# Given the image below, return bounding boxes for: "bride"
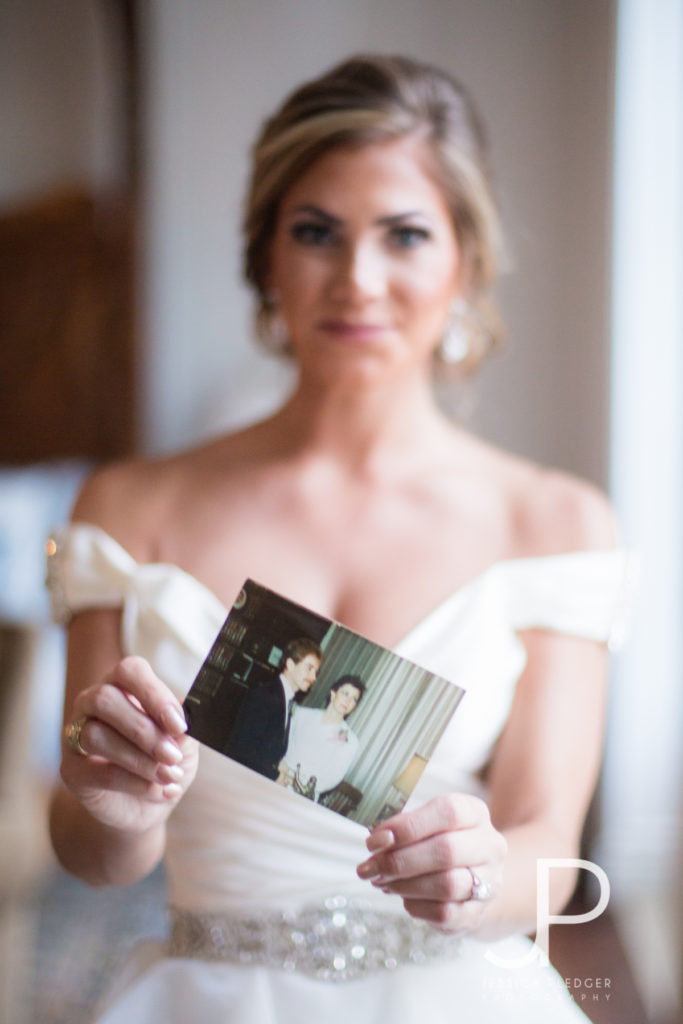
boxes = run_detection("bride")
[48,54,628,1022]
[276,675,365,799]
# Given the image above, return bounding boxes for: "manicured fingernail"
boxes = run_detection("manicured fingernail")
[162,705,188,734]
[163,783,182,799]
[370,876,390,888]
[158,739,183,764]
[156,763,183,784]
[357,859,381,880]
[366,829,395,852]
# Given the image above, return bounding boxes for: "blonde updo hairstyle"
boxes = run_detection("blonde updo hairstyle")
[243,54,504,373]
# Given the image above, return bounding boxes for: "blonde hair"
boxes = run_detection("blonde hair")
[243,54,505,370]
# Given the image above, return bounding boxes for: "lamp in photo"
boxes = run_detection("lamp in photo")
[376,754,428,823]
[393,754,428,801]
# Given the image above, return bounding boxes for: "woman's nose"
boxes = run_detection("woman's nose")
[330,241,386,301]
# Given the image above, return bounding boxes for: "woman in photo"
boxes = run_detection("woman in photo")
[48,53,629,1022]
[277,674,364,799]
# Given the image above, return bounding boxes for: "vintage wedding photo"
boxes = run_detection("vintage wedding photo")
[184,580,465,827]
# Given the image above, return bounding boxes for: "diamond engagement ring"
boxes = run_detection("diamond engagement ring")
[64,716,90,757]
[467,868,494,902]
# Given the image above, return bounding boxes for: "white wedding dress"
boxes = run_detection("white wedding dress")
[48,523,633,1024]
[284,706,360,797]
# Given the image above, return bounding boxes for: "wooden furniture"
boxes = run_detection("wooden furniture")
[0,627,54,1024]
[318,781,363,818]
[0,187,137,463]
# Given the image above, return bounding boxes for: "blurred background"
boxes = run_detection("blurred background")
[0,1,680,1022]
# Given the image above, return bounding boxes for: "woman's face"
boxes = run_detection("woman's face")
[267,135,462,382]
[329,682,361,718]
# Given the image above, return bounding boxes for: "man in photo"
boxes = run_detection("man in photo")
[223,637,323,779]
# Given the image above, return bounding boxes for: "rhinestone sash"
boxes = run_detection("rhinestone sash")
[168,896,463,982]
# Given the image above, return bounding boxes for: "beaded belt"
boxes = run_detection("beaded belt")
[168,896,463,982]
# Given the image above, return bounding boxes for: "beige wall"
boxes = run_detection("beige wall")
[139,0,616,488]
[0,1,126,206]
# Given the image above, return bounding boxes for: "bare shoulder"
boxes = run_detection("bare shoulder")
[506,457,618,556]
[71,451,190,562]
[70,427,267,562]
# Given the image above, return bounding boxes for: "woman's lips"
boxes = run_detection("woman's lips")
[317,320,390,342]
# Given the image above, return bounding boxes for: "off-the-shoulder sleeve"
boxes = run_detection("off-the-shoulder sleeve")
[501,549,639,651]
[400,548,639,794]
[45,523,228,698]
[46,524,140,624]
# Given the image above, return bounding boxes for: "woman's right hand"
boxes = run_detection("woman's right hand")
[60,655,199,835]
[275,759,294,787]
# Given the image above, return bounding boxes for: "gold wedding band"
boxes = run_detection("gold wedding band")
[64,716,90,757]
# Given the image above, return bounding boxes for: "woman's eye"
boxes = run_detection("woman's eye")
[389,225,431,249]
[290,222,336,246]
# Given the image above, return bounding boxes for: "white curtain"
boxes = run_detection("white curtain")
[601,0,683,1017]
[312,625,463,825]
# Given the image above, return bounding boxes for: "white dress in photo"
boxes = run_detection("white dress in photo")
[284,706,359,798]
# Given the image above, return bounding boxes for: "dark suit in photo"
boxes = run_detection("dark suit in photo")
[223,676,292,780]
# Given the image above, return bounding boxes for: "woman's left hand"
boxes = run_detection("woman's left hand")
[356,793,507,933]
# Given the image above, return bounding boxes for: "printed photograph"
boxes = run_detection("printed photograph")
[184,579,465,827]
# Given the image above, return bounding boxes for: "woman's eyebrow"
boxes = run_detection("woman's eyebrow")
[375,211,427,226]
[290,204,342,225]
[288,205,429,227]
